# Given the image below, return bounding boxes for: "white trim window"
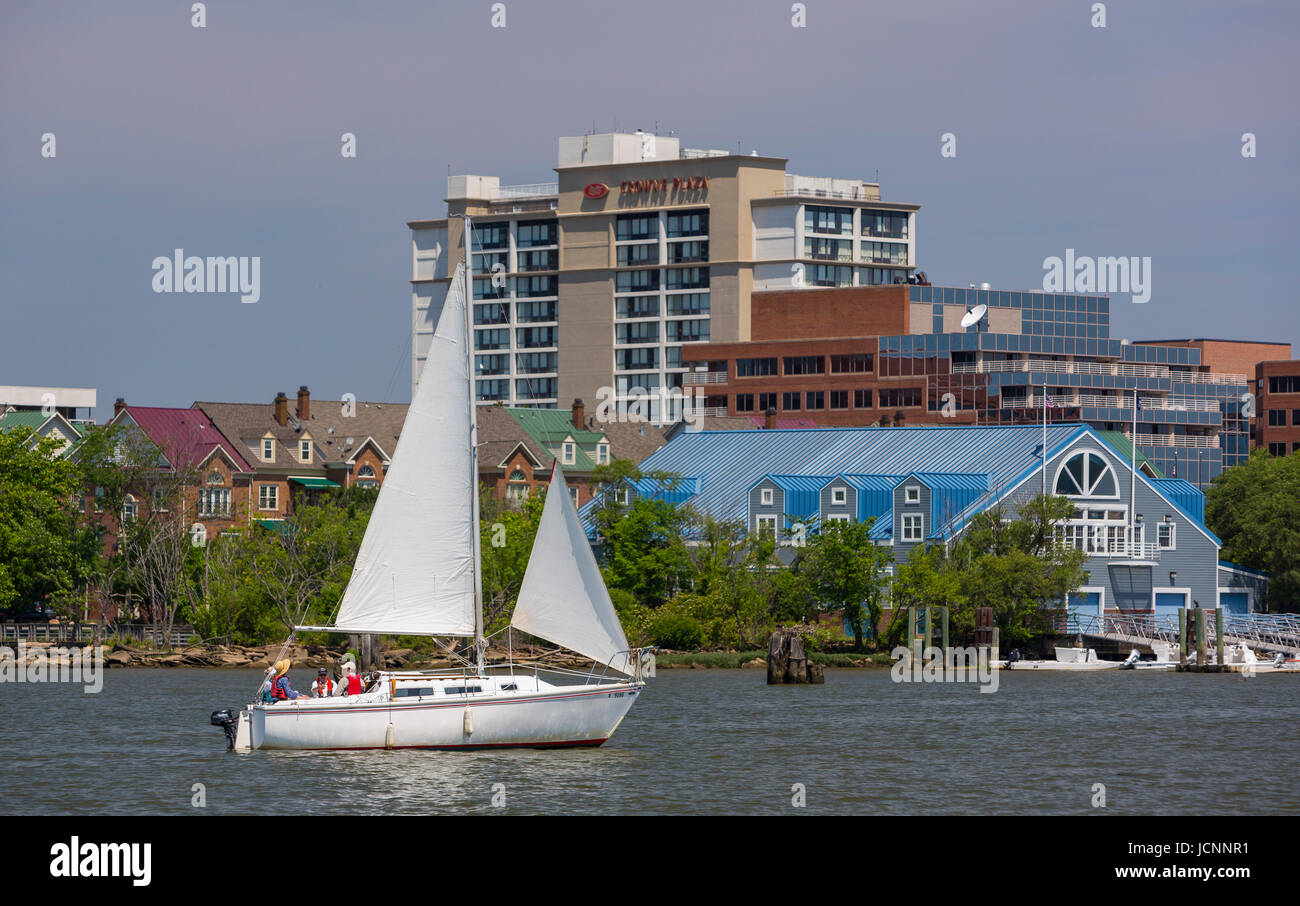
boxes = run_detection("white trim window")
[902,513,923,542]
[198,487,231,517]
[756,514,779,537]
[259,484,278,510]
[596,443,610,464]
[904,485,920,504]
[121,494,137,521]
[569,486,581,507]
[262,437,274,461]
[760,488,774,506]
[299,439,312,463]
[1054,450,1119,498]
[831,486,847,505]
[827,513,851,523]
[562,442,575,465]
[1157,521,1176,550]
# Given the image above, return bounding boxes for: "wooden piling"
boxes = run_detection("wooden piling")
[1215,607,1225,672]
[1178,609,1187,666]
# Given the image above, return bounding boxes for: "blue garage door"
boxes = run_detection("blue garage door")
[1219,593,1249,615]
[1154,592,1188,632]
[1067,592,1100,632]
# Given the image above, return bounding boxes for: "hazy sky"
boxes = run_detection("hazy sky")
[3,0,1297,420]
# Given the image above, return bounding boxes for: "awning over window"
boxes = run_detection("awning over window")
[255,519,295,537]
[288,476,340,489]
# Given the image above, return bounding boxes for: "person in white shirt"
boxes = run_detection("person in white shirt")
[310,667,335,698]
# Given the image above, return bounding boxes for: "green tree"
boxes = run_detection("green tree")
[0,427,97,612]
[594,498,697,609]
[796,518,892,650]
[479,488,543,632]
[1206,450,1300,611]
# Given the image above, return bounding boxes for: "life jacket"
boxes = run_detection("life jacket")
[345,673,362,695]
[316,678,333,695]
[270,675,289,700]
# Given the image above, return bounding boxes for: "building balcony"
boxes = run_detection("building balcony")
[953,359,1246,385]
[683,371,729,386]
[1002,393,1221,412]
[1130,432,1219,449]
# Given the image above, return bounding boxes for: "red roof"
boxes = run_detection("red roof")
[114,407,253,472]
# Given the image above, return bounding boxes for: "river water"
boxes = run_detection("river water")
[1,667,1296,815]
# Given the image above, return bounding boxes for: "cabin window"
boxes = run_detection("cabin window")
[832,487,847,505]
[1158,522,1176,550]
[904,485,920,504]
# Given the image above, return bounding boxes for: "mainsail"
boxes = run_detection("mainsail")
[511,467,633,676]
[330,263,477,636]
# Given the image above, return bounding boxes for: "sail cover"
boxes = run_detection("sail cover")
[331,264,477,636]
[512,467,633,676]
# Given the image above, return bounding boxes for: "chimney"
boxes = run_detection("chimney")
[297,385,311,421]
[894,409,906,427]
[114,397,126,417]
[572,398,584,431]
[764,406,776,430]
[273,392,289,426]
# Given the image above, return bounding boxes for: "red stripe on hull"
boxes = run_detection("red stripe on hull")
[276,738,609,751]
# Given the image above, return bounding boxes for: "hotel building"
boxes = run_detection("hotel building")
[408,132,921,422]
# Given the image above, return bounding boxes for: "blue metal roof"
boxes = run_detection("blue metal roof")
[1150,478,1204,524]
[909,472,991,537]
[838,474,902,525]
[631,475,699,505]
[759,474,826,518]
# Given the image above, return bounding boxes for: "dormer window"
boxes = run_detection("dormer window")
[596,442,610,464]
[262,437,274,461]
[832,486,847,505]
[761,488,774,506]
[562,442,575,465]
[905,485,920,505]
[299,439,312,463]
[902,513,923,542]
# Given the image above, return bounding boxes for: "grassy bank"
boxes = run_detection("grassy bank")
[656,650,893,668]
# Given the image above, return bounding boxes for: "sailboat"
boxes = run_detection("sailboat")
[217,223,652,751]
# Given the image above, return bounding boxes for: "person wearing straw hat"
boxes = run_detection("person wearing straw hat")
[268,659,308,701]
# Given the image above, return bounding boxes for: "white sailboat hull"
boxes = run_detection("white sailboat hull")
[245,681,642,751]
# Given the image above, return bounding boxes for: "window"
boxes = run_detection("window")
[827,513,851,523]
[854,389,872,409]
[666,319,709,342]
[782,392,801,411]
[299,439,311,463]
[805,391,825,410]
[830,390,849,410]
[1268,409,1287,426]
[615,269,659,293]
[471,222,509,250]
[122,495,137,521]
[756,514,778,536]
[1157,522,1176,550]
[666,267,709,290]
[667,293,710,316]
[736,394,755,412]
[198,488,231,517]
[617,321,660,344]
[516,275,557,298]
[616,347,658,371]
[515,220,557,248]
[760,488,774,506]
[804,205,852,236]
[516,377,557,400]
[206,470,224,486]
[562,442,575,465]
[94,487,104,512]
[475,328,510,350]
[736,357,778,377]
[878,387,922,408]
[905,485,920,504]
[616,214,657,241]
[596,443,610,464]
[803,237,851,262]
[569,486,581,507]
[668,240,708,264]
[516,301,556,323]
[1054,451,1119,497]
[476,354,509,375]
[902,513,923,542]
[859,241,908,266]
[516,248,558,272]
[516,352,557,374]
[516,326,557,348]
[831,487,847,505]
[810,264,852,286]
[152,487,169,513]
[784,356,825,375]
[476,379,510,401]
[1268,375,1300,393]
[861,210,909,239]
[617,295,659,319]
[830,353,873,373]
[758,393,778,412]
[666,210,708,237]
[262,437,274,461]
[617,243,659,267]
[1269,443,1287,456]
[259,485,278,510]
[357,465,378,489]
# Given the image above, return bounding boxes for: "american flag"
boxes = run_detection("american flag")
[1045,393,1057,409]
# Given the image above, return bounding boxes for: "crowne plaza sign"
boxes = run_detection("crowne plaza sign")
[619,175,709,194]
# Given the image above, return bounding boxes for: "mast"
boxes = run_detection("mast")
[1041,374,1047,497]
[464,215,485,672]
[1130,386,1138,555]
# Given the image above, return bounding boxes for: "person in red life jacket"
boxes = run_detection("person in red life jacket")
[268,658,308,701]
[336,659,363,696]
[310,667,334,698]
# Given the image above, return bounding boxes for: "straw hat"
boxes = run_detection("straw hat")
[273,659,291,675]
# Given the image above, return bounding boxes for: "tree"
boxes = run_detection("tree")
[479,488,542,632]
[887,543,967,645]
[0,427,97,613]
[1206,450,1300,611]
[796,518,892,649]
[595,498,697,609]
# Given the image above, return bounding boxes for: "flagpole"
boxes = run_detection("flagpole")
[1041,375,1047,497]
[1130,387,1138,555]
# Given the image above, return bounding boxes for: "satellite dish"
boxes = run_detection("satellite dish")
[960,304,988,328]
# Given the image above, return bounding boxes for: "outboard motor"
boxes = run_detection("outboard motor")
[1273,652,1286,669]
[1122,649,1141,668]
[210,708,238,751]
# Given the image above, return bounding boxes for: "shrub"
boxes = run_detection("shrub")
[651,612,705,650]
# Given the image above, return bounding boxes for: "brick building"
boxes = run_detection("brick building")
[1256,360,1300,455]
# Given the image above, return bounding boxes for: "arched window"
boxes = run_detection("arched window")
[122,495,137,521]
[206,470,224,486]
[358,465,376,478]
[509,469,526,482]
[1054,451,1118,498]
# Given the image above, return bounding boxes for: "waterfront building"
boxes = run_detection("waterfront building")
[408,131,920,422]
[1255,359,1300,455]
[681,285,1255,488]
[594,422,1268,617]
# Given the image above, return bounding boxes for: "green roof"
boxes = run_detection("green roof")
[288,476,341,489]
[0,411,53,432]
[1097,431,1164,479]
[506,408,608,472]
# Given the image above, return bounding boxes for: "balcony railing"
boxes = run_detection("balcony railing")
[1002,394,1221,412]
[951,359,1246,385]
[1130,432,1220,449]
[496,182,558,199]
[683,371,729,385]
